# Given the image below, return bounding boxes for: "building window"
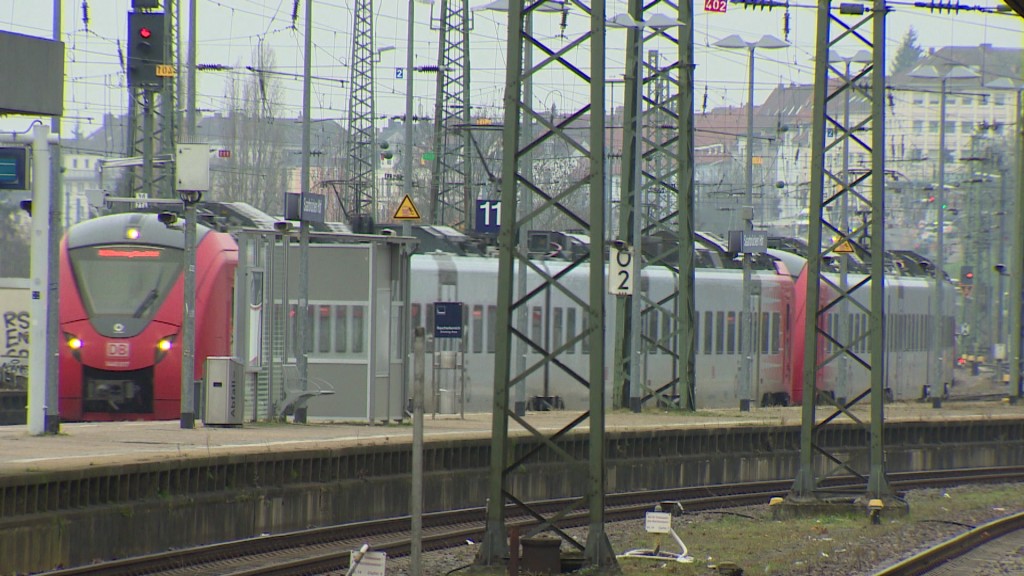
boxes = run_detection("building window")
[928,121,939,134]
[913,120,924,135]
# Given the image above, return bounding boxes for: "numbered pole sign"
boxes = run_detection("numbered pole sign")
[608,245,634,296]
[475,199,501,234]
[705,0,728,12]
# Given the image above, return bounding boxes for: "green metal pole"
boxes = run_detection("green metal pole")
[792,0,832,498]
[866,0,891,499]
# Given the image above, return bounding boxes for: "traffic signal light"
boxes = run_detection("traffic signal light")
[127,11,166,88]
[960,265,974,285]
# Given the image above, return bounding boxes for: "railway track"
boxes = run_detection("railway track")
[41,466,1024,576]
[873,511,1024,576]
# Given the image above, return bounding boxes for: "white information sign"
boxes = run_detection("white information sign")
[608,245,634,296]
[645,511,673,534]
[351,550,387,576]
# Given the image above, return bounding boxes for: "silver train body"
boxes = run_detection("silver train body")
[407,252,958,411]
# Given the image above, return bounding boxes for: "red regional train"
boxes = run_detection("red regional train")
[58,212,238,421]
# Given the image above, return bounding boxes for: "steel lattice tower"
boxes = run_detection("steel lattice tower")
[613,0,696,412]
[125,0,175,200]
[476,1,617,570]
[790,0,892,502]
[427,0,472,228]
[343,0,377,224]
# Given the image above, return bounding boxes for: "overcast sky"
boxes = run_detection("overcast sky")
[1,0,1021,137]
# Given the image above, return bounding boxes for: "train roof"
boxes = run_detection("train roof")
[65,212,212,250]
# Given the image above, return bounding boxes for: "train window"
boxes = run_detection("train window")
[738,312,744,358]
[426,304,435,353]
[761,312,770,355]
[566,308,577,354]
[531,306,543,347]
[318,305,331,353]
[694,312,700,355]
[487,305,497,354]
[582,314,590,355]
[411,304,422,333]
[288,304,299,358]
[864,314,871,353]
[335,306,348,353]
[771,313,781,354]
[826,314,834,355]
[662,311,672,356]
[726,312,736,355]
[553,307,564,353]
[351,306,365,354]
[716,311,725,355]
[704,311,713,355]
[472,305,484,354]
[68,244,182,322]
[648,309,659,354]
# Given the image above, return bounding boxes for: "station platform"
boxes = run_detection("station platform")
[1,399,1020,478]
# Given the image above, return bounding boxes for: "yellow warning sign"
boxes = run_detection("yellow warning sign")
[393,195,421,220]
[834,241,855,254]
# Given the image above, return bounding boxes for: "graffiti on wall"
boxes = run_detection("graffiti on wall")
[0,285,30,386]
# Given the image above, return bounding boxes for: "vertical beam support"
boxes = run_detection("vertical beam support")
[792,0,831,498]
[792,0,890,500]
[614,2,692,412]
[160,0,176,199]
[677,0,696,411]
[428,0,472,228]
[180,198,197,428]
[297,0,313,422]
[46,0,62,435]
[478,0,522,561]
[344,0,378,223]
[478,1,614,570]
[1012,90,1024,399]
[866,0,890,498]
[26,126,53,435]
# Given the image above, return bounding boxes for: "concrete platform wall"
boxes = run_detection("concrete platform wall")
[2,419,1022,574]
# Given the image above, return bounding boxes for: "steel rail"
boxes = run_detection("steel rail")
[872,511,1024,576]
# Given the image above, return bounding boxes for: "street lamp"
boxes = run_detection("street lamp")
[713,33,788,409]
[609,13,685,411]
[909,64,979,392]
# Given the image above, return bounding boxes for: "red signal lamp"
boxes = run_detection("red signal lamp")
[139,27,153,39]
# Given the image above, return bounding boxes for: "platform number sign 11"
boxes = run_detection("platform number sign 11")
[475,199,501,234]
[705,0,728,12]
[608,244,634,296]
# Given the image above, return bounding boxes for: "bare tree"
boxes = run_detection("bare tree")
[211,42,292,214]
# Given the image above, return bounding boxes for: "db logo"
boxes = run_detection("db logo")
[107,343,130,357]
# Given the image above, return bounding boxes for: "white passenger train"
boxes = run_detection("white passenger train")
[406,246,958,411]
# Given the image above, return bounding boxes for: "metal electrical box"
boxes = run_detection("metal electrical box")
[204,356,243,426]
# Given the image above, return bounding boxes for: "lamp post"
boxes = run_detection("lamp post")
[909,64,979,392]
[713,33,788,409]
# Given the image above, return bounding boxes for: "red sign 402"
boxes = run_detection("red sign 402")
[705,0,728,12]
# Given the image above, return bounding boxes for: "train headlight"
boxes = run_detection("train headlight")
[125,227,141,240]
[65,334,83,361]
[155,336,176,363]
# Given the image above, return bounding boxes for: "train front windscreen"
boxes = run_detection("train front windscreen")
[69,244,183,328]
